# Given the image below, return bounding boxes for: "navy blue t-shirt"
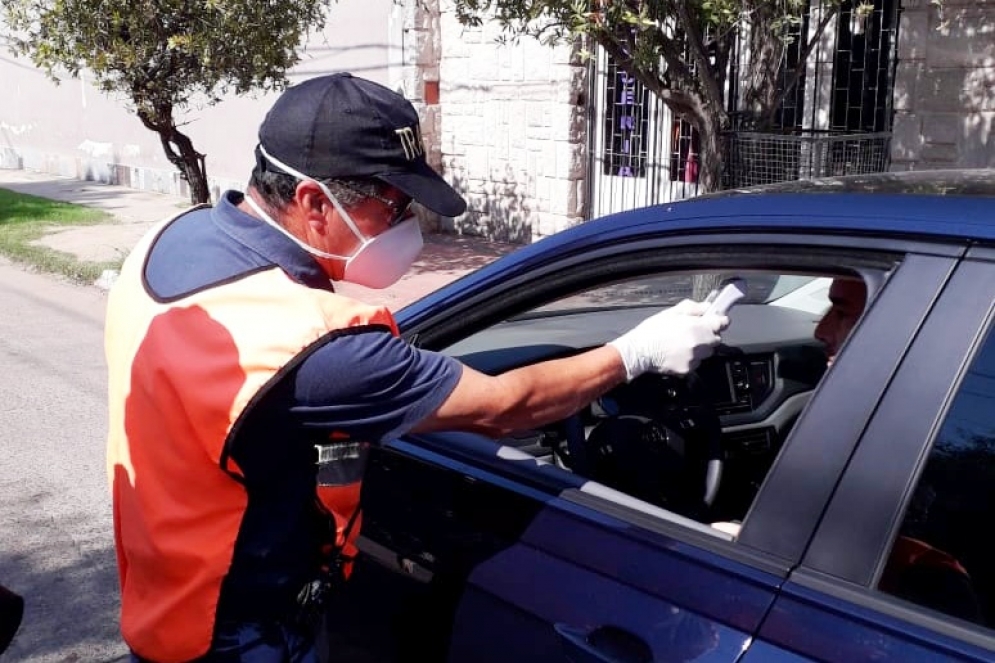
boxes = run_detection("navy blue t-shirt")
[142,191,462,614]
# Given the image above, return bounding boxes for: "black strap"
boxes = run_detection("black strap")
[341,506,362,549]
[294,504,363,628]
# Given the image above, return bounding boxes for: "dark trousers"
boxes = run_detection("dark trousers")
[130,619,319,663]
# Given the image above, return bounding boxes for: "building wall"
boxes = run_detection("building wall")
[0,0,589,242]
[6,0,992,239]
[388,0,446,233]
[892,0,995,170]
[0,0,400,201]
[435,0,587,242]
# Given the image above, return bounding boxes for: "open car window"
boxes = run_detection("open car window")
[436,264,874,541]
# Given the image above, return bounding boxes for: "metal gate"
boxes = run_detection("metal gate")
[587,48,701,220]
[587,0,901,218]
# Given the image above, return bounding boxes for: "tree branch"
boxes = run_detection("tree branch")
[763,3,840,126]
[595,33,700,118]
[646,23,696,91]
[673,0,723,111]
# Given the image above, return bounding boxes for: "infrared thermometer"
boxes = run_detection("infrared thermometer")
[704,278,747,316]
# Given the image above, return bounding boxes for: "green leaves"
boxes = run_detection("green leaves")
[0,0,332,202]
[447,0,846,191]
[0,0,329,115]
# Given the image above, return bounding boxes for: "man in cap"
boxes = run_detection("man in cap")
[105,73,728,662]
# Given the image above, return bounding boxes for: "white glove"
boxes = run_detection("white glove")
[608,299,729,381]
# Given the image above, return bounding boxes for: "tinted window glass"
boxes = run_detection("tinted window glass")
[880,321,995,627]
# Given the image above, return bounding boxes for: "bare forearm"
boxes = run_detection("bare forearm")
[416,346,626,437]
[492,346,626,431]
[415,300,726,439]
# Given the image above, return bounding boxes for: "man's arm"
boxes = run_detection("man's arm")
[413,301,727,437]
[412,345,626,437]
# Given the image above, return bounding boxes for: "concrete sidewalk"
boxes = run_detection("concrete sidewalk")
[0,169,521,308]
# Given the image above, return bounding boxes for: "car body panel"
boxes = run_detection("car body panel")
[353,435,786,663]
[446,497,779,662]
[746,571,995,662]
[326,172,995,662]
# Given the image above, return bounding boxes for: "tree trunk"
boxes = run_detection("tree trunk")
[159,127,210,205]
[685,101,726,194]
[687,106,726,299]
[136,107,211,205]
[696,111,725,193]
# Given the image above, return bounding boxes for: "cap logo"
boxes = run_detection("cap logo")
[395,125,425,161]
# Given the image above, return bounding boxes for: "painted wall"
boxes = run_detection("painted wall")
[0,0,400,200]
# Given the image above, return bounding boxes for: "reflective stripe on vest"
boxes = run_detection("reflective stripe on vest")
[105,212,398,663]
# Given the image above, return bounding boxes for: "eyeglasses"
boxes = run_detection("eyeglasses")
[336,180,413,227]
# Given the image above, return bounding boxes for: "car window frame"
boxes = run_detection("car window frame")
[399,228,968,566]
[399,228,961,349]
[786,252,995,649]
[736,251,964,560]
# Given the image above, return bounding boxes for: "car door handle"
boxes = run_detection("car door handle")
[554,623,652,663]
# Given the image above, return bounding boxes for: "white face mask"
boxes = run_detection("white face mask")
[245,146,424,289]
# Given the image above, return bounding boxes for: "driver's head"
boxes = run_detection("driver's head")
[814,277,867,366]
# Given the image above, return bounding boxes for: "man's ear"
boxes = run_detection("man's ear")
[295,181,331,233]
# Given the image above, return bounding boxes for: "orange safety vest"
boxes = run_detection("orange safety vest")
[880,535,971,592]
[105,213,398,663]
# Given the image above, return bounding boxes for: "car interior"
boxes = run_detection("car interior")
[433,261,888,535]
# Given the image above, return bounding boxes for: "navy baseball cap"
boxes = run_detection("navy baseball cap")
[258,72,466,217]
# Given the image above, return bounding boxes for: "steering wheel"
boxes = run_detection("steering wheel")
[684,370,724,507]
[575,371,724,520]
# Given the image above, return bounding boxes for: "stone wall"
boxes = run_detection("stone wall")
[892,0,995,170]
[389,0,446,233]
[435,2,588,242]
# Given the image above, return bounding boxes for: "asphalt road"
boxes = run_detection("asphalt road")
[0,259,127,663]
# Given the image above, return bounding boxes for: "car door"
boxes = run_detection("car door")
[357,433,783,663]
[323,232,953,663]
[742,249,995,661]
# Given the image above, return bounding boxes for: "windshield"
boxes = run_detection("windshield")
[527,273,830,316]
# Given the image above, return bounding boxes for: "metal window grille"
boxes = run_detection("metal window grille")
[587,0,900,217]
[587,52,702,219]
[601,60,651,178]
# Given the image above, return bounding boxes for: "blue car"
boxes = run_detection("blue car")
[322,169,995,662]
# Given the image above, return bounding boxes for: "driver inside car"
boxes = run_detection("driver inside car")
[711,275,867,536]
[813,276,867,367]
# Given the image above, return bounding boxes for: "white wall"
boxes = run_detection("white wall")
[1,0,599,242]
[0,0,398,200]
[892,0,995,170]
[436,1,586,242]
